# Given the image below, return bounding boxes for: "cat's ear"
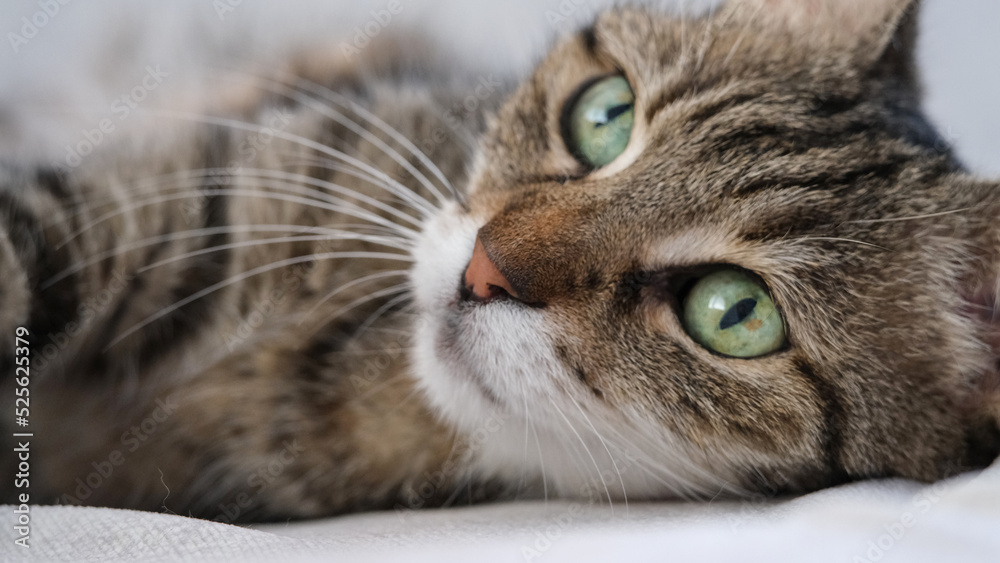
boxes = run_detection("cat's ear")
[725,0,920,82]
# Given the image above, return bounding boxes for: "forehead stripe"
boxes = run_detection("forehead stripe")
[580,24,599,57]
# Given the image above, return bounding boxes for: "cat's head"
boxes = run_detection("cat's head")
[411,0,1000,498]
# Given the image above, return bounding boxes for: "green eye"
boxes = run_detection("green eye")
[681,269,786,358]
[563,75,635,168]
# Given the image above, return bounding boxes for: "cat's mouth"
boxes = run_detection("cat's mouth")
[428,303,507,405]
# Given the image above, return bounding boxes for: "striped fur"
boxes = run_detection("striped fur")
[1,0,998,521]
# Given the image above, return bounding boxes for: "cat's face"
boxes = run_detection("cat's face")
[412,0,999,498]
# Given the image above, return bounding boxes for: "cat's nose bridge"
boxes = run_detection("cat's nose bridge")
[473,196,603,305]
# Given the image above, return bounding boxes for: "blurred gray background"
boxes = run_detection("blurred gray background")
[0,0,997,175]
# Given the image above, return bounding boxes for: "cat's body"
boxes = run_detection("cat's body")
[0,40,511,518]
[2,0,999,521]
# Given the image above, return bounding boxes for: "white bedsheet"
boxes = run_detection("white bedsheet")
[2,458,997,562]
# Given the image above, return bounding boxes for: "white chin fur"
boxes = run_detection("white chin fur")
[409,204,733,502]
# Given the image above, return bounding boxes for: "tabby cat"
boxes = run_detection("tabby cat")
[2,0,999,522]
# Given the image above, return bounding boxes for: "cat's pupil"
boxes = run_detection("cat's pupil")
[595,103,632,128]
[719,298,757,330]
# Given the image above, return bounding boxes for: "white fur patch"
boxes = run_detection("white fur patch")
[410,204,738,502]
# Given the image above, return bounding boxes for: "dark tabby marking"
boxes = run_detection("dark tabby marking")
[0,0,998,521]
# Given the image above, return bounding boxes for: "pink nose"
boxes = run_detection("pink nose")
[464,237,517,301]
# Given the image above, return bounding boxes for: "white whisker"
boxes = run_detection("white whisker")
[548,398,613,512]
[284,75,458,199]
[299,269,410,325]
[58,186,418,251]
[104,251,413,351]
[237,167,427,227]
[314,283,413,331]
[795,236,888,251]
[353,291,412,338]
[135,234,409,274]
[568,396,628,514]
[62,168,424,237]
[529,412,549,503]
[599,422,741,499]
[249,75,453,206]
[272,151,437,217]
[518,393,531,498]
[136,109,442,216]
[43,224,406,289]
[847,208,972,224]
